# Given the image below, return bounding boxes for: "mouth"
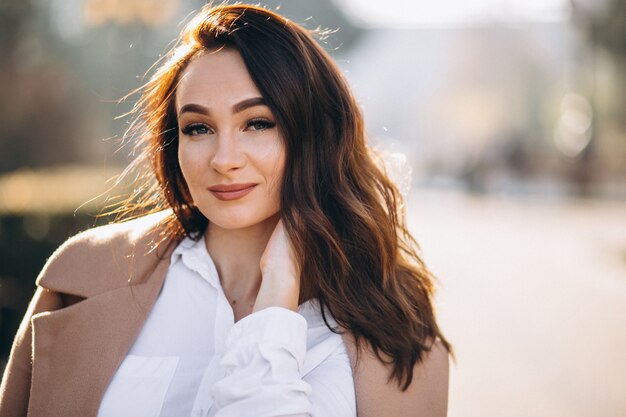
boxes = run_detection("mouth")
[208,183,257,201]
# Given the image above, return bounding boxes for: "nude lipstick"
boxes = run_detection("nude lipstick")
[208,183,257,201]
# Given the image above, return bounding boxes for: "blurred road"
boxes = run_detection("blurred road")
[407,189,626,417]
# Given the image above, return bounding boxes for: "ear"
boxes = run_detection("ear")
[344,334,450,417]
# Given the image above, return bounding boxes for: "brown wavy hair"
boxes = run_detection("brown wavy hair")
[117,2,451,390]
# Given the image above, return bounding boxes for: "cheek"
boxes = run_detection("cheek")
[261,143,286,193]
[178,143,203,186]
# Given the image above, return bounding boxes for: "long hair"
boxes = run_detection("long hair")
[118,3,451,390]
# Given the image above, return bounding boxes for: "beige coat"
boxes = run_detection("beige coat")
[0,211,448,417]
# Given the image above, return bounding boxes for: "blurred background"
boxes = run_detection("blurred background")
[0,0,625,415]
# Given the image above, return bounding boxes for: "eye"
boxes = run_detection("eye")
[246,118,276,132]
[181,123,212,136]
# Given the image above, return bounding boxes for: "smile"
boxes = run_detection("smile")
[208,183,257,201]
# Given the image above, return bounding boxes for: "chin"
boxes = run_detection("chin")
[203,210,281,231]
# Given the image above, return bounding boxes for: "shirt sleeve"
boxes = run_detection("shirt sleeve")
[211,306,352,417]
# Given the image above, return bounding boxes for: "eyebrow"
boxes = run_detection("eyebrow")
[178,97,267,117]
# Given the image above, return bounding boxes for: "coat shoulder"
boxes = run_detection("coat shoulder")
[36,210,176,297]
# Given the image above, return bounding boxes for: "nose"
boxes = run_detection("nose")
[209,131,246,174]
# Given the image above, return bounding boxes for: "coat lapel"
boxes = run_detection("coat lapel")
[28,215,177,417]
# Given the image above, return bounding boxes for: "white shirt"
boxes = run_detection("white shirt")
[97,236,356,417]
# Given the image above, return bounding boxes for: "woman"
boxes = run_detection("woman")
[0,3,451,417]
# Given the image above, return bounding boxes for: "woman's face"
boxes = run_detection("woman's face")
[176,48,285,231]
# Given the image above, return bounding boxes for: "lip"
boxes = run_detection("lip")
[208,183,257,201]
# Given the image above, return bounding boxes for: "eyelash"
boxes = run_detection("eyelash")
[181,123,210,136]
[246,118,276,131]
[180,118,276,137]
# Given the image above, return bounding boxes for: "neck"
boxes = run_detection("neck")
[204,213,280,304]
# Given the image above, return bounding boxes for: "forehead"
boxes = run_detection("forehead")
[175,48,262,108]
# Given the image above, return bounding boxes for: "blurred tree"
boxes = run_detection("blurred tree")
[572,0,626,126]
[576,0,626,57]
[0,0,32,58]
[0,0,88,173]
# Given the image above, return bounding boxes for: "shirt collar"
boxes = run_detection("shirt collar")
[171,235,221,290]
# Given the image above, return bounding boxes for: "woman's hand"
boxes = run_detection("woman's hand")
[254,220,301,312]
